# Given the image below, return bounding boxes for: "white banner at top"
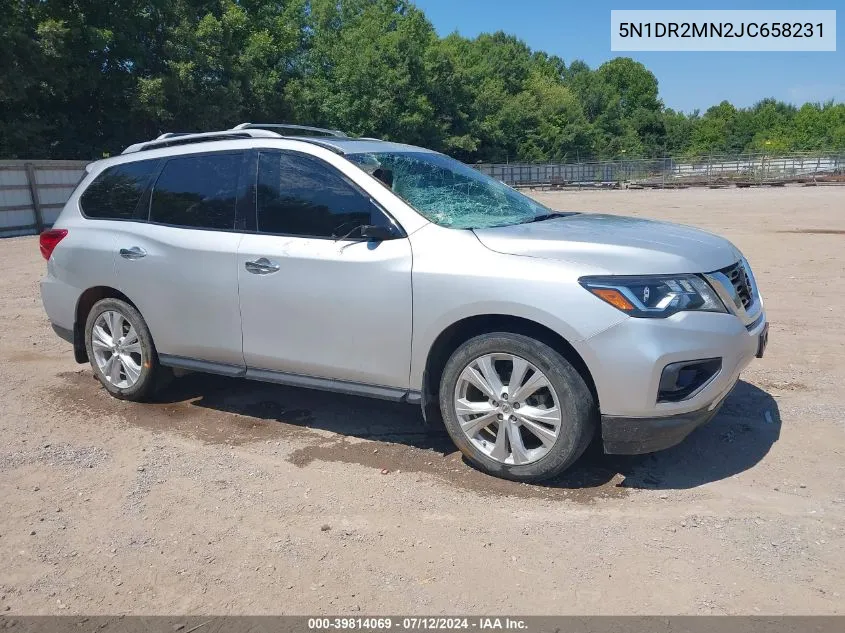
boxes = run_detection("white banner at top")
[611,10,836,52]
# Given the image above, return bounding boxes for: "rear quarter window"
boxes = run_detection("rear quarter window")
[80,160,159,220]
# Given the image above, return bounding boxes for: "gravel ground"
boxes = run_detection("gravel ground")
[0,185,843,614]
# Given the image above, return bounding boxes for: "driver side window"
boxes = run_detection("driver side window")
[256,151,387,238]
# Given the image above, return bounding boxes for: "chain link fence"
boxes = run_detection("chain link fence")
[3,151,844,238]
[475,151,845,188]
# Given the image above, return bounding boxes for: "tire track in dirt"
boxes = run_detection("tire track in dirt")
[47,370,629,503]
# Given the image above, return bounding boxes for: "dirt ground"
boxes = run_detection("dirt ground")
[1,185,843,615]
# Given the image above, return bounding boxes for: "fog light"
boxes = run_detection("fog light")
[657,358,721,403]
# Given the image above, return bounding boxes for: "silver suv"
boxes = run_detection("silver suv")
[40,124,768,482]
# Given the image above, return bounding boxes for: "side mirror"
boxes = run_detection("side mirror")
[360,224,400,241]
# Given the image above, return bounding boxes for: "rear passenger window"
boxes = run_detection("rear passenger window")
[150,153,242,230]
[257,151,385,238]
[80,160,158,220]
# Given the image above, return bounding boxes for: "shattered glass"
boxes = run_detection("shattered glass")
[347,151,552,229]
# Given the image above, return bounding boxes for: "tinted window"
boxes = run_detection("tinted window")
[150,153,241,229]
[257,151,385,238]
[80,160,158,220]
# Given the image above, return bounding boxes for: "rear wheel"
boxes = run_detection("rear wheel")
[84,298,166,401]
[439,332,596,482]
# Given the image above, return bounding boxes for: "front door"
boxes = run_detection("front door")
[237,150,412,389]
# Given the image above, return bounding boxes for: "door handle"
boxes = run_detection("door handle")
[119,246,147,260]
[245,257,280,275]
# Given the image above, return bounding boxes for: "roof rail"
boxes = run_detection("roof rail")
[232,122,347,138]
[121,129,282,154]
[154,132,193,140]
[284,137,346,155]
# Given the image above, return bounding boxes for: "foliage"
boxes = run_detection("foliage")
[2,0,843,160]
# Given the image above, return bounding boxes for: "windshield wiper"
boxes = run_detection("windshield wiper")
[333,225,364,241]
[475,213,563,230]
[520,213,559,224]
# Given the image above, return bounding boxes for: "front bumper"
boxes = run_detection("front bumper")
[574,309,766,419]
[601,389,729,454]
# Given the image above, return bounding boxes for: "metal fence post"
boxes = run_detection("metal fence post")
[24,163,45,233]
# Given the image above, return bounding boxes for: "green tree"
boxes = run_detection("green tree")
[1,0,843,160]
[287,0,439,145]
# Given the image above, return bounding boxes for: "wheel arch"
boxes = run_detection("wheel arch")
[73,286,137,363]
[420,314,599,426]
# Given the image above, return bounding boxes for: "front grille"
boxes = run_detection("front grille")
[722,262,754,309]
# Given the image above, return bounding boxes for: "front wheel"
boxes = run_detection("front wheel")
[84,298,167,401]
[439,332,596,482]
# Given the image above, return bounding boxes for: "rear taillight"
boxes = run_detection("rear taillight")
[39,229,68,260]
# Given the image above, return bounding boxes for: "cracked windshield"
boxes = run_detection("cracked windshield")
[348,151,553,229]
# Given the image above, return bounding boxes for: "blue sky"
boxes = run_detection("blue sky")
[413,0,843,113]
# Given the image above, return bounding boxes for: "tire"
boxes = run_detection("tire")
[84,298,167,401]
[439,332,596,482]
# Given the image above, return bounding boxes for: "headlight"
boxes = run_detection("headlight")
[579,274,727,318]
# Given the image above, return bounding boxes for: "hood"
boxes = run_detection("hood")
[473,213,740,275]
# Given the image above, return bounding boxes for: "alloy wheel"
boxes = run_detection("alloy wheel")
[91,310,143,389]
[453,353,562,465]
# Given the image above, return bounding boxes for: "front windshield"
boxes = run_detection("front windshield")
[346,151,552,229]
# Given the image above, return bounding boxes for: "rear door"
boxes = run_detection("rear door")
[59,159,162,315]
[113,151,247,367]
[237,149,413,390]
